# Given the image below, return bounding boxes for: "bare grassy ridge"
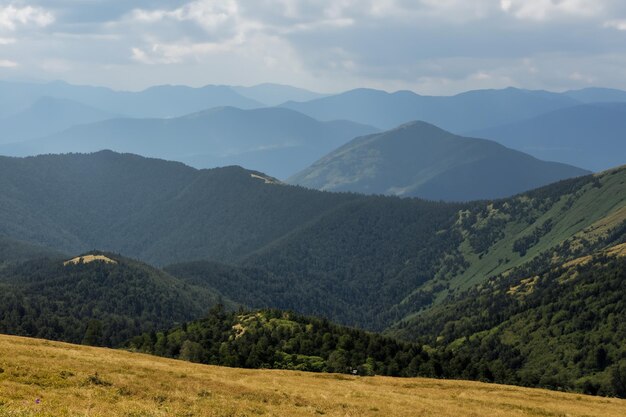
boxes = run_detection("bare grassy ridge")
[1,335,624,417]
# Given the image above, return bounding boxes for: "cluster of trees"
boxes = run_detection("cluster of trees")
[129,307,443,377]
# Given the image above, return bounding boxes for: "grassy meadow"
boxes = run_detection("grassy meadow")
[0,334,625,417]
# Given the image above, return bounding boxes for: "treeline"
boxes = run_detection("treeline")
[129,307,444,378]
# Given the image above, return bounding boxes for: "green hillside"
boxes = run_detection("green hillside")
[0,152,624,397]
[0,152,623,334]
[0,252,228,347]
[288,121,588,201]
[391,243,626,396]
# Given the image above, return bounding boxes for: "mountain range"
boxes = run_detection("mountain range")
[470,103,626,171]
[0,107,377,179]
[289,121,589,201]
[1,80,626,177]
[281,87,580,132]
[0,150,624,396]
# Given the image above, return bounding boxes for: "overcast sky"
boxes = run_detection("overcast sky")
[0,0,625,94]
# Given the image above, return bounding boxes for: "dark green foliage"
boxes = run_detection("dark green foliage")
[0,253,225,347]
[129,307,438,378]
[167,196,463,331]
[513,219,553,256]
[392,247,626,397]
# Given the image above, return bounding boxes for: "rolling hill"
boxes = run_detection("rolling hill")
[0,151,363,263]
[281,87,580,131]
[0,107,377,179]
[470,103,626,172]
[288,121,589,201]
[0,251,227,347]
[3,334,624,417]
[0,97,115,144]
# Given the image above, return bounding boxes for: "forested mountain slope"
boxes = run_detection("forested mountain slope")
[0,252,228,347]
[391,240,626,396]
[289,121,588,201]
[0,151,361,264]
[0,152,623,334]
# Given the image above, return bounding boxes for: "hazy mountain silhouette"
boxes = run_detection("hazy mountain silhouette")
[2,107,377,179]
[0,97,114,144]
[0,80,262,119]
[281,87,580,132]
[232,83,327,106]
[289,121,589,201]
[470,103,626,171]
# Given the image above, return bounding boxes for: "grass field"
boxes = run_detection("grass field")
[1,335,625,416]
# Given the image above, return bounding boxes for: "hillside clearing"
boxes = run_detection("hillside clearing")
[63,255,117,266]
[0,335,624,417]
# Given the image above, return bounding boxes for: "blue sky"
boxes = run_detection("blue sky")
[1,0,625,94]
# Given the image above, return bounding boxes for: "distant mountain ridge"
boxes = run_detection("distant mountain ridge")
[470,103,626,171]
[1,107,378,179]
[0,96,115,144]
[0,80,263,119]
[281,87,580,132]
[289,121,589,201]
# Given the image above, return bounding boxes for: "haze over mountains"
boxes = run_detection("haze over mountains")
[1,107,376,178]
[471,103,626,171]
[289,121,588,201]
[281,87,580,132]
[1,80,625,179]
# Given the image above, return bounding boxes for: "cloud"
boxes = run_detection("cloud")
[2,0,626,94]
[0,5,54,30]
[605,19,626,30]
[0,58,17,67]
[500,0,603,21]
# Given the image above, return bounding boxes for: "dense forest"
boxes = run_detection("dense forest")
[0,253,229,347]
[0,152,623,333]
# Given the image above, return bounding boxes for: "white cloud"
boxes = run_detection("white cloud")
[0,5,54,31]
[0,36,15,44]
[131,39,241,64]
[130,0,238,32]
[0,58,17,67]
[500,0,602,21]
[604,19,626,30]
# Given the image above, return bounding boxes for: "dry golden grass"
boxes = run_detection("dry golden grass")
[63,255,117,266]
[1,334,625,417]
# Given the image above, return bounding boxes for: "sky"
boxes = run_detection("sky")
[0,0,625,94]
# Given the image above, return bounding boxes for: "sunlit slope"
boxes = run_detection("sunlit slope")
[0,335,624,417]
[448,165,626,291]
